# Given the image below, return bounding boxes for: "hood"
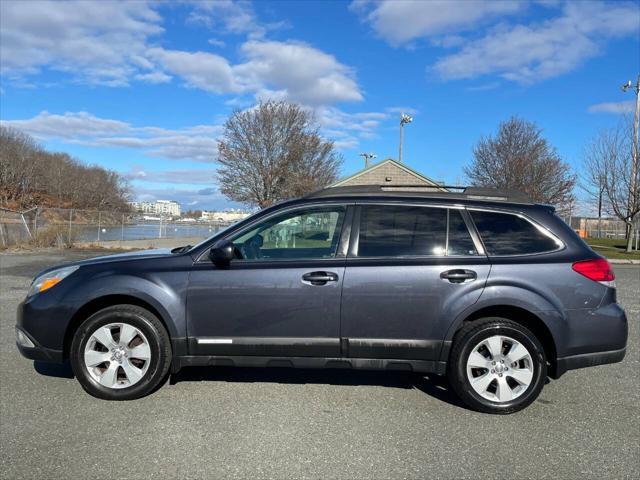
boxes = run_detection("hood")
[34,248,177,278]
[73,248,175,265]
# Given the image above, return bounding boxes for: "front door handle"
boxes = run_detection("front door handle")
[302,271,339,286]
[440,269,477,284]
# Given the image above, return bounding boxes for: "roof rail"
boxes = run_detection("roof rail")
[305,184,533,204]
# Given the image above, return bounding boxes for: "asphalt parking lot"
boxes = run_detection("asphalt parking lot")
[1,250,638,479]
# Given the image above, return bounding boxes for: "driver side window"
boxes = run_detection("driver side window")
[230,206,346,260]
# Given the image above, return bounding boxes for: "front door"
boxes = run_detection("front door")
[341,204,489,361]
[187,204,350,357]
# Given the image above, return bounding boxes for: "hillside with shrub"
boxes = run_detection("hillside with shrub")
[0,126,130,211]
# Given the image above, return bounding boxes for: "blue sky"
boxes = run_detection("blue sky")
[1,0,639,211]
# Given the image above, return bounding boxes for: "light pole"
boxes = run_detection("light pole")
[398,113,413,163]
[359,152,376,168]
[621,75,640,250]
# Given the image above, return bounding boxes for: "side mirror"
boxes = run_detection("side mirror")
[209,241,234,267]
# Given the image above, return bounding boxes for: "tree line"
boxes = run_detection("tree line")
[0,126,130,211]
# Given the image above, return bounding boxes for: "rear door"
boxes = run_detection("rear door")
[340,203,490,361]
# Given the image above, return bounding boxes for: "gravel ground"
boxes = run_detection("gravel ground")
[1,250,638,479]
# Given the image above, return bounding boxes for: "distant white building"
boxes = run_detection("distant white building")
[155,200,181,217]
[129,200,181,217]
[201,210,250,222]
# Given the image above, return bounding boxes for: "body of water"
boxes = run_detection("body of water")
[75,223,227,242]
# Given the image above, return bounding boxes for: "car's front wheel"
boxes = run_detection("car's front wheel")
[70,305,171,400]
[447,317,547,414]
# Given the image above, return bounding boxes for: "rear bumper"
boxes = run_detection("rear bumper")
[555,347,626,378]
[551,301,628,378]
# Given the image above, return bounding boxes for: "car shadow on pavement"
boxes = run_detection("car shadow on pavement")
[172,367,466,409]
[34,361,74,379]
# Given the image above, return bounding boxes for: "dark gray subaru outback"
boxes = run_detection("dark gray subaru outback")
[16,186,628,413]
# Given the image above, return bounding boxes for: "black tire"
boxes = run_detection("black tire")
[447,317,547,414]
[70,305,172,400]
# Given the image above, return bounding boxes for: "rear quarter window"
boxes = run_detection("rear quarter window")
[470,210,561,255]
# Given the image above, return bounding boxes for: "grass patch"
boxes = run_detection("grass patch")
[585,237,640,260]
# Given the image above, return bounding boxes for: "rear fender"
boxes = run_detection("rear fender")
[439,285,566,361]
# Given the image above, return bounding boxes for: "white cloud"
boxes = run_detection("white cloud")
[236,40,363,105]
[147,48,240,94]
[0,104,389,162]
[0,0,163,85]
[588,101,635,115]
[433,2,640,83]
[2,111,129,138]
[208,38,227,48]
[315,107,393,150]
[185,0,263,36]
[134,71,172,84]
[351,0,524,46]
[1,1,362,106]
[1,111,221,162]
[148,40,363,105]
[126,167,218,185]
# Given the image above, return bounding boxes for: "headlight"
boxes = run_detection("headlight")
[28,265,79,297]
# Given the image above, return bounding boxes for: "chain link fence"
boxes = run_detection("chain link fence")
[569,216,639,241]
[0,206,234,248]
[2,206,639,251]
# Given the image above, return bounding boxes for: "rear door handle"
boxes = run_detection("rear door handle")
[440,269,477,284]
[302,271,339,286]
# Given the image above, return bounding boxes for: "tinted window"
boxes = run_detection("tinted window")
[231,207,345,260]
[358,205,447,257]
[471,210,559,255]
[448,210,478,256]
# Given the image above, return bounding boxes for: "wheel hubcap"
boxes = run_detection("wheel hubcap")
[466,335,534,403]
[83,323,151,389]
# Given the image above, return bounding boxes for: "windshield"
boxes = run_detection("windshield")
[187,221,242,252]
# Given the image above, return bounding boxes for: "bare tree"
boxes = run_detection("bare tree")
[584,117,640,252]
[465,116,576,209]
[216,101,342,208]
[0,125,130,210]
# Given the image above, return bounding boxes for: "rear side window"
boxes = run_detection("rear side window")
[358,205,447,257]
[356,206,478,257]
[470,210,560,255]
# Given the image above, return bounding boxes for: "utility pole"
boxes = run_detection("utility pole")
[621,75,640,251]
[398,113,413,163]
[359,152,376,168]
[597,176,603,239]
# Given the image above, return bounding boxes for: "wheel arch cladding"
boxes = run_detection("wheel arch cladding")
[453,305,559,378]
[63,294,174,360]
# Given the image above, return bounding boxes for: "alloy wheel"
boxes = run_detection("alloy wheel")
[83,323,152,389]
[466,335,534,403]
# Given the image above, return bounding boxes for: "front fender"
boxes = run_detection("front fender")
[66,273,187,339]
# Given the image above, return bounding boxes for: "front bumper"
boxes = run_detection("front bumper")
[15,325,63,363]
[16,298,68,364]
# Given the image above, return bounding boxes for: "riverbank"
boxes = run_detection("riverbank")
[74,236,204,250]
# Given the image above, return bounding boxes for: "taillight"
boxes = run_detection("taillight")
[572,258,615,286]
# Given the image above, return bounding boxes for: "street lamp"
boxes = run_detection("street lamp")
[398,113,413,163]
[621,75,640,243]
[359,152,376,168]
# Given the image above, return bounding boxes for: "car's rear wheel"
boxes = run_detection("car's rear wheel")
[70,305,171,400]
[447,317,546,414]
